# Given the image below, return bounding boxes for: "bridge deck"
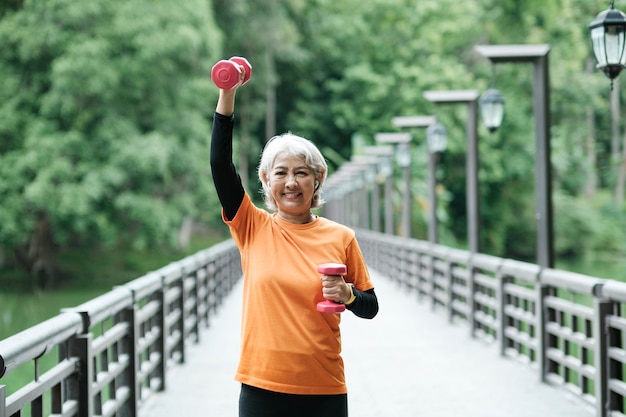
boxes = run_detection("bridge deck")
[141,269,591,417]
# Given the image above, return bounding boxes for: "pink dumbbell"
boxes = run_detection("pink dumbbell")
[210,56,252,89]
[317,263,348,313]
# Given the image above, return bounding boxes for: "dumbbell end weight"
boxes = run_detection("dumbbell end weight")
[317,263,347,275]
[211,60,241,89]
[316,300,346,313]
[229,56,252,86]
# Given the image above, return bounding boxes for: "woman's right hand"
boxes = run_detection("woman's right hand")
[221,64,246,92]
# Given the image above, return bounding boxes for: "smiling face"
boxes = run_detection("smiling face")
[265,152,320,223]
[258,133,327,217]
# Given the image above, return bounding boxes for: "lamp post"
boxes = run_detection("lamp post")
[475,44,553,270]
[323,170,348,225]
[351,155,380,231]
[426,122,447,244]
[375,133,413,237]
[364,145,394,234]
[392,115,437,240]
[344,160,376,229]
[330,163,370,228]
[475,44,555,391]
[423,90,481,254]
[588,0,626,88]
[349,167,366,229]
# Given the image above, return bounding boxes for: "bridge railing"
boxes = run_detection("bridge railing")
[3,231,625,417]
[357,228,625,417]
[0,239,241,417]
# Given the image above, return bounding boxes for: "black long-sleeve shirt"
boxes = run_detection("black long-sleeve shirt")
[210,112,378,319]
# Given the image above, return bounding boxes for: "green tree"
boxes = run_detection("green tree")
[0,0,223,286]
[2,0,623,286]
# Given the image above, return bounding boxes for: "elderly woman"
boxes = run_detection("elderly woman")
[210,66,378,417]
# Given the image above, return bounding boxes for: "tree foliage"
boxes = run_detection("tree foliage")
[0,0,223,285]
[1,0,624,286]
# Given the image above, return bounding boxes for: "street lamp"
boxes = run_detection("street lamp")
[479,88,505,132]
[423,90,481,254]
[589,0,626,88]
[375,133,413,237]
[396,141,411,237]
[352,155,379,231]
[426,122,447,244]
[323,170,347,225]
[328,164,368,228]
[426,122,447,154]
[392,115,439,241]
[364,145,394,234]
[475,43,555,388]
[474,44,553,270]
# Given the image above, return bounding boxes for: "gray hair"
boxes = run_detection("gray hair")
[258,133,328,211]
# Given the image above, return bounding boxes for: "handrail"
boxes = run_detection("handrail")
[0,313,83,378]
[0,238,241,417]
[3,232,625,417]
[356,229,623,417]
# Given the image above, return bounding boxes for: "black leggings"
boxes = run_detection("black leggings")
[239,384,348,417]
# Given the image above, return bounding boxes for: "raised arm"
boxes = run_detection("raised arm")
[210,74,246,220]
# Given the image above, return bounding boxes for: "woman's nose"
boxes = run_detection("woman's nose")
[285,174,297,186]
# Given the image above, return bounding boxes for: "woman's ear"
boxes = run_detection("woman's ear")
[315,173,324,190]
[261,172,270,187]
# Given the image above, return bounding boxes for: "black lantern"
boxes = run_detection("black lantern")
[479,88,505,133]
[426,123,447,154]
[589,1,626,86]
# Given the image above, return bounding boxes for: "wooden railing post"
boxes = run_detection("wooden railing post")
[67,333,94,417]
[537,281,556,383]
[156,286,167,392]
[0,385,6,417]
[175,266,186,364]
[120,305,139,417]
[185,258,201,341]
[428,250,436,311]
[197,261,210,328]
[497,272,512,357]
[207,261,217,317]
[468,257,477,337]
[444,255,454,322]
[594,297,612,417]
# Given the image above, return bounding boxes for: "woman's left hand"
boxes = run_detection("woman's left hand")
[321,275,352,303]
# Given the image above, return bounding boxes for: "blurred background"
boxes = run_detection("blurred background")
[1,0,624,333]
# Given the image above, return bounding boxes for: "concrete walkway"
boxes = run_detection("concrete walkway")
[141,270,592,417]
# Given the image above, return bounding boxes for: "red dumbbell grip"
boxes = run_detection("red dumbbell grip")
[317,263,347,313]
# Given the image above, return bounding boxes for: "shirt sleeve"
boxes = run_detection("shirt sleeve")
[210,112,245,220]
[346,288,378,319]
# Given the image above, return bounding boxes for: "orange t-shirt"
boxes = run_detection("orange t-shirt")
[224,193,374,395]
